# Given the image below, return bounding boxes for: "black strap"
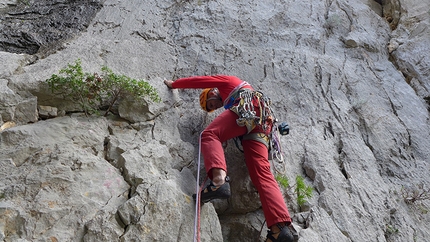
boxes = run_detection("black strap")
[266,230,277,242]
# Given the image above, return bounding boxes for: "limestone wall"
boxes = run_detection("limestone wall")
[0,0,429,241]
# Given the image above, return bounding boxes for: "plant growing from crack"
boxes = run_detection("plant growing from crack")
[385,224,399,236]
[46,59,160,116]
[401,185,430,204]
[18,0,30,6]
[276,174,313,208]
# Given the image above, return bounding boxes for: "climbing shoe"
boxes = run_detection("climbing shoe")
[193,176,231,203]
[266,223,296,242]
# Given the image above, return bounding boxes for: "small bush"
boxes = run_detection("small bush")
[46,59,160,116]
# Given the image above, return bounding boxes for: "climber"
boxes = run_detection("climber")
[164,75,296,242]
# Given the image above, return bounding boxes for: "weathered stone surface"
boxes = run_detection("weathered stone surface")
[388,0,430,105]
[0,116,130,241]
[0,81,38,124]
[0,0,429,241]
[0,0,103,55]
[37,105,58,119]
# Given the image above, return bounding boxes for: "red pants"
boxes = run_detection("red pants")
[201,110,291,228]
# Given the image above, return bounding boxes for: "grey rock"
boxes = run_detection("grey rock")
[0,0,103,55]
[0,0,429,241]
[38,105,58,119]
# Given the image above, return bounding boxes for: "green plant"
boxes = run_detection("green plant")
[47,59,91,113]
[46,59,160,116]
[100,66,161,114]
[18,0,30,5]
[385,224,399,235]
[275,174,290,189]
[295,175,313,207]
[276,174,313,207]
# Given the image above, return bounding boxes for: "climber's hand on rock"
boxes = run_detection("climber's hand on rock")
[164,79,174,89]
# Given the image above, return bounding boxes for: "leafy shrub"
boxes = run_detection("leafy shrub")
[46,59,160,116]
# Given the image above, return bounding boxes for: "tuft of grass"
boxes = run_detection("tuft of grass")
[18,0,30,6]
[386,224,399,235]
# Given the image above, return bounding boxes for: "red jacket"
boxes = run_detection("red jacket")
[171,75,253,102]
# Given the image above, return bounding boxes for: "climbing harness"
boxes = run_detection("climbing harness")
[225,82,290,173]
[225,82,274,134]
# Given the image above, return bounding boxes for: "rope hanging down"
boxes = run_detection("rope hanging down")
[194,131,208,242]
[193,132,203,242]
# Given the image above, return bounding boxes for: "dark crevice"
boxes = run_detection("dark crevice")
[336,137,349,179]
[0,0,104,55]
[381,0,401,30]
[328,122,334,138]
[356,115,375,155]
[424,96,430,112]
[369,0,401,30]
[337,138,343,155]
[339,162,349,179]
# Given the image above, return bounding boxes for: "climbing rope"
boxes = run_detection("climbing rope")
[269,122,287,174]
[193,131,203,242]
[194,131,208,242]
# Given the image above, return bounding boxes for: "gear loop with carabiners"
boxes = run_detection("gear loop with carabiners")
[225,84,289,169]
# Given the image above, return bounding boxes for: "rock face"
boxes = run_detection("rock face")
[1,0,429,241]
[0,0,103,55]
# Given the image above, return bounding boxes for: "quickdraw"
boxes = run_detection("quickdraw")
[225,83,289,170]
[229,89,273,134]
